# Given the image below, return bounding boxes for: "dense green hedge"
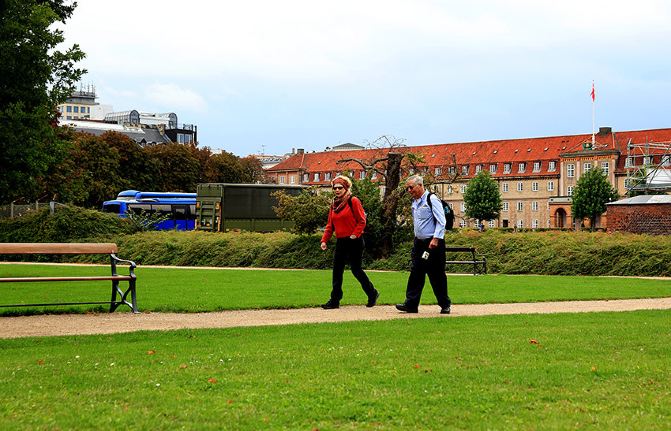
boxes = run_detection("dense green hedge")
[91,230,671,277]
[1,207,670,276]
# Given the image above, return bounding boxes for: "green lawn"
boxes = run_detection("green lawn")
[0,264,670,314]
[1,311,670,430]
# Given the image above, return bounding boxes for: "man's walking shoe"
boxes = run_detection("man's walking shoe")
[395,303,418,313]
[366,290,380,308]
[440,306,451,315]
[321,300,339,310]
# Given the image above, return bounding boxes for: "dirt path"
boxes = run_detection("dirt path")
[2,297,671,339]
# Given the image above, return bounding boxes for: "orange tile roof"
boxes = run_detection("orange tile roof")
[269,128,671,184]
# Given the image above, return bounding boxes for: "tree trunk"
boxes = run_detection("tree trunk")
[380,152,403,257]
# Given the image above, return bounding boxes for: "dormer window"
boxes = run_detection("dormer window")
[518,162,526,173]
[489,164,497,173]
[533,161,541,172]
[314,173,320,182]
[548,161,557,172]
[475,164,482,173]
[503,163,512,174]
[461,165,469,175]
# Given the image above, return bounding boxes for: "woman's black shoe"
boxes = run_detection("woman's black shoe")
[321,300,339,309]
[395,303,418,313]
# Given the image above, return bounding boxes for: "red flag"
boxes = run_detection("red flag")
[590,82,595,102]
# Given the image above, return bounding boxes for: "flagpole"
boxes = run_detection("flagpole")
[591,81,595,147]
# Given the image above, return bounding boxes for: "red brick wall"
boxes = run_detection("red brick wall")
[606,204,671,234]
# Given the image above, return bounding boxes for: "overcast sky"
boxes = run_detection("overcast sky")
[61,0,671,156]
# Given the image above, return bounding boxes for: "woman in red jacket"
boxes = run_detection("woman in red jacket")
[320,175,379,309]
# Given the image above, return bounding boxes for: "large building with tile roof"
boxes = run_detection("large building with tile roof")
[267,127,671,229]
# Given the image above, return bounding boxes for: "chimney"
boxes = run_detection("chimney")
[297,148,304,154]
[598,127,612,135]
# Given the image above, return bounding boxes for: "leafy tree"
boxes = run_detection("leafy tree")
[463,170,502,226]
[204,151,245,183]
[0,0,85,202]
[571,167,619,230]
[239,156,266,183]
[144,143,201,192]
[272,187,331,234]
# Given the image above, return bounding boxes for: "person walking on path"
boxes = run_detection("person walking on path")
[396,175,452,314]
[320,176,379,309]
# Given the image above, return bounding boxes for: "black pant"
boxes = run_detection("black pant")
[404,238,451,309]
[330,237,375,302]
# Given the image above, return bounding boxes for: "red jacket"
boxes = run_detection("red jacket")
[321,197,366,242]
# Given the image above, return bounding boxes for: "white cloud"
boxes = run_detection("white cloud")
[144,83,207,112]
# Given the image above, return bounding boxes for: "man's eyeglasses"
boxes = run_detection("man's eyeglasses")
[332,186,344,190]
[406,185,415,192]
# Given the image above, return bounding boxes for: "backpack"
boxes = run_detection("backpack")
[426,192,454,230]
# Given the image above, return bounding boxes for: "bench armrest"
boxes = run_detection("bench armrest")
[111,254,137,273]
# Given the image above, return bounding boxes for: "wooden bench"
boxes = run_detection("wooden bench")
[445,247,487,275]
[0,243,138,313]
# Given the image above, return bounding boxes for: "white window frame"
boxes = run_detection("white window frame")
[517,182,523,192]
[531,201,539,212]
[518,162,526,173]
[601,161,609,175]
[547,181,555,191]
[516,201,523,211]
[434,167,442,176]
[532,182,539,192]
[489,164,497,173]
[567,185,574,196]
[533,161,541,172]
[567,164,575,178]
[504,163,512,174]
[502,202,509,212]
[548,161,557,172]
[502,183,509,193]
[583,162,592,173]
[314,173,320,181]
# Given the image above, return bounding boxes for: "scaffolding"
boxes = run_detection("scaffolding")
[624,139,671,193]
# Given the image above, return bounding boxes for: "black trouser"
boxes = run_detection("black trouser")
[404,238,451,309]
[330,237,375,302]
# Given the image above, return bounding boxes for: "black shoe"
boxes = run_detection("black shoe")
[395,303,418,313]
[321,300,339,310]
[440,306,451,315]
[366,290,380,308]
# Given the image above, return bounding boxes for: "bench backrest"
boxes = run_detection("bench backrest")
[0,243,118,255]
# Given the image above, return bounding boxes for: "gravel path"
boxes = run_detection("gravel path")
[2,297,671,339]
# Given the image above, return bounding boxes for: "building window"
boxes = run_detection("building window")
[279,176,286,184]
[567,186,574,196]
[325,172,332,181]
[488,220,495,228]
[371,171,377,179]
[290,175,296,184]
[461,165,469,175]
[567,164,575,178]
[460,203,466,212]
[502,183,509,193]
[303,173,309,182]
[547,181,555,191]
[532,219,539,229]
[517,220,524,229]
[532,182,539,192]
[643,156,652,165]
[624,178,632,188]
[461,184,467,193]
[475,164,482,173]
[502,202,509,212]
[66,116,71,120]
[548,161,557,172]
[662,155,671,166]
[503,163,512,174]
[489,164,497,173]
[531,201,539,211]
[518,162,526,173]
[460,219,466,228]
[601,161,609,175]
[516,202,523,211]
[359,171,366,179]
[624,157,633,168]
[432,167,440,176]
[583,162,592,173]
[314,173,320,182]
[448,166,456,174]
[533,161,541,172]
[448,185,453,194]
[66,106,72,112]
[517,182,523,192]
[74,106,79,113]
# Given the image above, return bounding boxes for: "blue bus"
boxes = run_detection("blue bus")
[102,190,197,230]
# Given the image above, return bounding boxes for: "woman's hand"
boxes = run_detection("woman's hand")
[320,242,328,251]
[349,235,357,240]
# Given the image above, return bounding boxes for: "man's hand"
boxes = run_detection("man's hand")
[320,242,328,251]
[349,235,357,239]
[428,238,439,249]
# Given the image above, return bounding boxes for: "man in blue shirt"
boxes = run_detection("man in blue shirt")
[396,175,451,314]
